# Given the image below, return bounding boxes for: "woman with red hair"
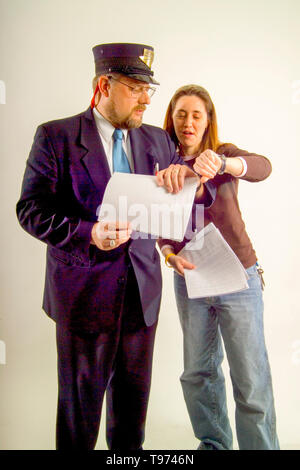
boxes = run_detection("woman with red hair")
[159,85,279,450]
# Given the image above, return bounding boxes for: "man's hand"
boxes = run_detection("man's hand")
[193,149,222,181]
[156,164,200,193]
[91,221,132,251]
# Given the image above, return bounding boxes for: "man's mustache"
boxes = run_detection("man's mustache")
[133,106,146,112]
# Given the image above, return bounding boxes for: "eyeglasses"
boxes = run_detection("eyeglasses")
[108,76,156,98]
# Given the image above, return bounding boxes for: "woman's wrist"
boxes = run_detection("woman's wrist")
[161,246,176,267]
[220,157,244,177]
[195,180,204,199]
[165,252,176,267]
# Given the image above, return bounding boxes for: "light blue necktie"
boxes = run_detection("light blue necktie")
[112,129,131,173]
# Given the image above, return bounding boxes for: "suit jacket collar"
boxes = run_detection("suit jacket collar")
[79,108,111,191]
[79,107,159,191]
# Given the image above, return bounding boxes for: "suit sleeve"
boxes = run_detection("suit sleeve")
[16,125,94,254]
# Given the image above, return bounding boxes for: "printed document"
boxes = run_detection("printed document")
[98,172,198,241]
[178,223,249,298]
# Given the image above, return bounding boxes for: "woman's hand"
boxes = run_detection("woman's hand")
[167,253,196,276]
[193,149,222,181]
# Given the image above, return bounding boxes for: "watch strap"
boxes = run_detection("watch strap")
[218,154,227,175]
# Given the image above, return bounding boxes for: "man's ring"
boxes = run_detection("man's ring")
[109,239,116,248]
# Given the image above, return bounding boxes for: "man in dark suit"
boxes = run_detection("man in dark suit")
[16,43,208,450]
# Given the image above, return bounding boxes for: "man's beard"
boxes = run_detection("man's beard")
[105,100,146,129]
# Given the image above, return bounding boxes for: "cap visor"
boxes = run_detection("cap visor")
[126,73,160,85]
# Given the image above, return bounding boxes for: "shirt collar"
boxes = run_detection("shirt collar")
[93,108,129,143]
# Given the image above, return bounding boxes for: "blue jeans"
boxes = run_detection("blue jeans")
[174,264,279,450]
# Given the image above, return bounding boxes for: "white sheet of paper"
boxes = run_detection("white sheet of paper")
[178,223,249,298]
[98,172,198,241]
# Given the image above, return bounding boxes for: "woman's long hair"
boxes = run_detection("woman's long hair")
[164,85,222,153]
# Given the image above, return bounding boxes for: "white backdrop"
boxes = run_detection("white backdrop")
[0,0,299,450]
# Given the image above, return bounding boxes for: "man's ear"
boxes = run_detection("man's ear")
[98,75,111,98]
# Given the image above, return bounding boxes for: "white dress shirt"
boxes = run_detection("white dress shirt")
[92,108,134,174]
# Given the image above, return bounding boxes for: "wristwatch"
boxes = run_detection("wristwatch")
[218,154,227,175]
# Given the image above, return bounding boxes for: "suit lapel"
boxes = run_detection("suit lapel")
[78,108,111,191]
[129,128,158,175]
[77,111,159,189]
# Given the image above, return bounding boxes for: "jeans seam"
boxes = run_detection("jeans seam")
[208,315,223,443]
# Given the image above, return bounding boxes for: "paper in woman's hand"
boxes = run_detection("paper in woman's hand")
[178,223,249,298]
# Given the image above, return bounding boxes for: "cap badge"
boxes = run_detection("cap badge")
[139,48,154,69]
